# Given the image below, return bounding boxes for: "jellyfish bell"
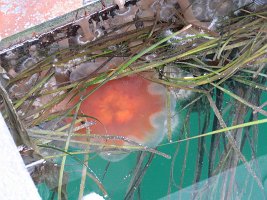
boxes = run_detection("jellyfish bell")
[68,73,178,161]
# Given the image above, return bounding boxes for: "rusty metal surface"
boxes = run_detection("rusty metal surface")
[0,0,114,51]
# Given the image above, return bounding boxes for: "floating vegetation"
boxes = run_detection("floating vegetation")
[0,0,267,199]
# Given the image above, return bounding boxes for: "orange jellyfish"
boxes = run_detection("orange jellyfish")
[68,73,178,161]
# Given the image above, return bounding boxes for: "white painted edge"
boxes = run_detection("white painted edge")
[0,112,41,200]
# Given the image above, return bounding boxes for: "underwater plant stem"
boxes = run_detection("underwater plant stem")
[211,83,267,116]
[124,152,155,200]
[125,152,146,199]
[208,88,223,177]
[38,144,108,197]
[78,157,89,200]
[226,94,247,199]
[166,88,172,142]
[0,82,32,147]
[58,102,81,200]
[206,94,264,190]
[194,112,210,184]
[14,72,54,110]
[78,128,90,200]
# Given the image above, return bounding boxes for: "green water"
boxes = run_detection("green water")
[37,101,267,199]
